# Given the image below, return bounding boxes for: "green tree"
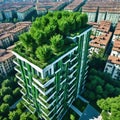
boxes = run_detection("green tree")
[36,45,52,63]
[13,87,21,98]
[1,87,12,97]
[50,34,64,53]
[70,114,75,120]
[9,111,19,120]
[0,103,9,116]
[3,95,13,105]
[2,79,11,87]
[19,32,34,51]
[96,85,103,94]
[16,101,25,111]
[105,83,115,94]
[20,112,30,120]
[97,95,120,120]
[58,20,69,36]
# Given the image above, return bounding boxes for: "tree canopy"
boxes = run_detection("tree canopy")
[15,11,88,66]
[97,95,120,120]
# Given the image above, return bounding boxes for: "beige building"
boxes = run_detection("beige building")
[64,0,84,12]
[82,7,97,22]
[89,32,112,55]
[104,40,120,80]
[17,5,34,20]
[0,33,14,49]
[89,21,111,36]
[0,45,15,77]
[112,22,120,43]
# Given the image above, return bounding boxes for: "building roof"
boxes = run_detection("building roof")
[0,50,14,62]
[89,21,111,33]
[89,32,112,49]
[83,0,120,14]
[64,0,83,11]
[9,25,28,34]
[108,55,120,65]
[97,21,111,33]
[114,22,120,35]
[112,40,120,52]
[17,5,33,13]
[0,33,12,40]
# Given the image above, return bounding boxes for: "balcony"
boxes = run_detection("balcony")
[18,80,24,88]
[68,77,76,85]
[62,55,70,64]
[70,53,78,62]
[14,66,21,73]
[20,88,26,95]
[16,73,23,81]
[23,101,36,114]
[33,75,55,88]
[13,58,19,66]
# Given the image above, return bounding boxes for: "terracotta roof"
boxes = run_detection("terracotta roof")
[108,55,120,65]
[0,33,12,40]
[64,0,83,10]
[0,49,14,62]
[9,25,27,33]
[89,32,112,48]
[112,40,120,52]
[17,5,33,13]
[114,22,120,35]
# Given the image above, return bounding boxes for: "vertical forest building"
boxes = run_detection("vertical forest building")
[13,11,92,120]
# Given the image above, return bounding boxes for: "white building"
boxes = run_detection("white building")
[104,40,120,80]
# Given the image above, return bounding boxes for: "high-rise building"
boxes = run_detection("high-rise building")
[13,11,92,120]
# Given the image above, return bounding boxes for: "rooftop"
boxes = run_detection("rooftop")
[108,55,120,65]
[89,20,111,33]
[89,32,112,49]
[112,40,120,52]
[17,5,33,13]
[0,45,15,62]
[13,11,90,68]
[114,22,120,35]
[64,0,83,11]
[82,0,120,13]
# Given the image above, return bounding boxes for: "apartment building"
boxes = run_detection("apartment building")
[0,45,15,77]
[9,22,31,40]
[3,9,13,19]
[82,0,120,25]
[17,5,34,20]
[0,11,3,21]
[112,22,120,43]
[82,7,97,22]
[13,12,92,120]
[36,7,47,16]
[0,22,31,48]
[64,0,84,12]
[0,33,14,49]
[89,32,112,55]
[97,8,107,23]
[104,40,120,80]
[89,20,111,36]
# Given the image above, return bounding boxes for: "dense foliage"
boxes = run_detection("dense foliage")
[0,75,38,120]
[83,69,120,102]
[97,95,120,120]
[15,11,88,68]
